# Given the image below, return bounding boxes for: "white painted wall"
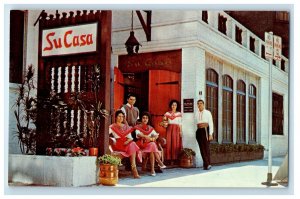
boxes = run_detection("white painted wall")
[181,47,206,167]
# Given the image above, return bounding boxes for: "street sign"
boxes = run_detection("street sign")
[264,32,273,60]
[273,35,282,61]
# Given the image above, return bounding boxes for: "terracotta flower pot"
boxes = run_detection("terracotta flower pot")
[89,147,98,156]
[179,156,194,168]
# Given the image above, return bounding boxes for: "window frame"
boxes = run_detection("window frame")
[206,68,219,143]
[248,84,257,143]
[222,74,233,143]
[236,80,246,144]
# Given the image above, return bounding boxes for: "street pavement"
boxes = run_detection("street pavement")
[109,156,288,188]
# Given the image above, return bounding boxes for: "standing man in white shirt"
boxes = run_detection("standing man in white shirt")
[195,99,214,170]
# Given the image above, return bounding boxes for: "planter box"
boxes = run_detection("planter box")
[253,152,264,160]
[211,151,264,165]
[239,152,251,161]
[9,154,97,187]
[211,153,230,165]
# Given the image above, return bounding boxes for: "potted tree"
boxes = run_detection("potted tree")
[179,148,196,168]
[98,154,122,186]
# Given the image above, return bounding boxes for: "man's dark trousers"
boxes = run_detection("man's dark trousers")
[195,127,211,169]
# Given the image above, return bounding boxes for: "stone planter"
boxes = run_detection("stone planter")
[9,154,97,186]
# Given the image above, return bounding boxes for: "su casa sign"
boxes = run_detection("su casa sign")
[42,23,98,57]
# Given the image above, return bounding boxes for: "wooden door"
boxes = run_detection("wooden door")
[113,67,125,117]
[148,70,181,138]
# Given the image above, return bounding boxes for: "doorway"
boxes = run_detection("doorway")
[114,68,181,137]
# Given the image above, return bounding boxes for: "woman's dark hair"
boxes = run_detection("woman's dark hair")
[115,110,125,119]
[141,111,151,120]
[169,99,180,111]
[140,111,151,125]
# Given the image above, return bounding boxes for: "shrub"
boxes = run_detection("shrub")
[210,143,265,153]
[179,148,196,158]
[98,154,122,166]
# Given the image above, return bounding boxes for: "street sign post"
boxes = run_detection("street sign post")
[262,32,279,186]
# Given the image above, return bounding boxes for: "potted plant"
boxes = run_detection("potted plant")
[98,154,122,186]
[68,147,87,157]
[13,65,37,154]
[179,148,196,168]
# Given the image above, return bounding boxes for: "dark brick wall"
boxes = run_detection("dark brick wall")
[225,11,289,58]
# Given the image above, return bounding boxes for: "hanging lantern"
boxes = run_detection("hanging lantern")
[125,11,141,55]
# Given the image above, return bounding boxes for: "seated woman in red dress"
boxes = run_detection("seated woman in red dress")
[135,112,166,176]
[109,110,141,179]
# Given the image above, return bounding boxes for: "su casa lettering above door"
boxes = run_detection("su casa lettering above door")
[42,23,98,57]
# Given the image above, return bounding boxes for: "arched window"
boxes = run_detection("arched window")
[206,69,218,142]
[249,84,257,143]
[237,80,246,143]
[222,75,233,143]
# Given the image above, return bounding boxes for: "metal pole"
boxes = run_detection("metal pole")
[267,57,274,180]
[262,32,278,186]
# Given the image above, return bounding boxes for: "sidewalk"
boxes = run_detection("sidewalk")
[111,156,287,188]
[6,156,290,196]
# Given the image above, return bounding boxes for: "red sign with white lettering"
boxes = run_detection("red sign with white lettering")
[42,23,98,57]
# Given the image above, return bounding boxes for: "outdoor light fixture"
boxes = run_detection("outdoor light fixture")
[125,11,141,55]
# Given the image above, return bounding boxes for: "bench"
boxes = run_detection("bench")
[109,137,166,170]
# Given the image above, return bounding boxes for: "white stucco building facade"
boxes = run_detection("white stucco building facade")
[111,10,289,166]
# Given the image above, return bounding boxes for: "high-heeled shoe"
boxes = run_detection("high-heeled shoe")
[131,164,140,179]
[150,171,156,176]
[158,163,167,169]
